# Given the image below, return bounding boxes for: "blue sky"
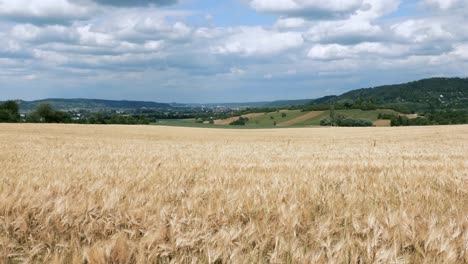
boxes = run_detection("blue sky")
[0,0,467,103]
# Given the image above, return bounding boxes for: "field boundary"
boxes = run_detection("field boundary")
[214,113,265,125]
[277,111,323,126]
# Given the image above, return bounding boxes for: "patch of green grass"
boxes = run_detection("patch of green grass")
[153,119,278,129]
[297,109,399,126]
[153,109,400,128]
[245,110,306,126]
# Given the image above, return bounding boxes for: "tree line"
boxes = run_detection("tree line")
[0,101,152,125]
[379,110,468,126]
[0,101,20,122]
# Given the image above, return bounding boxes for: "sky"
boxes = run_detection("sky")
[0,0,467,103]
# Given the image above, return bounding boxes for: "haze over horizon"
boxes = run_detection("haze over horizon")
[1,0,467,103]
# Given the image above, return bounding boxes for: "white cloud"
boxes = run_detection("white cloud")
[212,27,304,56]
[86,0,178,7]
[0,0,95,23]
[420,0,466,11]
[11,24,79,43]
[250,0,365,19]
[24,74,38,80]
[230,67,246,75]
[304,19,383,44]
[143,40,164,51]
[86,9,193,43]
[355,0,401,20]
[274,17,306,29]
[77,25,115,47]
[307,42,409,60]
[391,19,453,43]
[451,44,468,60]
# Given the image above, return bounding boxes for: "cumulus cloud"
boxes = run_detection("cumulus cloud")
[451,44,468,59]
[273,0,401,44]
[212,27,304,56]
[0,0,96,23]
[250,0,366,19]
[304,19,383,44]
[274,17,306,29]
[86,9,193,43]
[296,0,400,44]
[355,0,401,20]
[391,19,453,43]
[420,0,467,11]
[307,42,409,60]
[0,0,180,24]
[84,0,178,7]
[11,24,79,43]
[0,8,195,77]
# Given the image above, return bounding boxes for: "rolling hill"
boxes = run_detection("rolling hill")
[202,78,468,110]
[330,77,468,109]
[7,77,468,113]
[207,108,400,128]
[189,99,314,108]
[17,99,172,111]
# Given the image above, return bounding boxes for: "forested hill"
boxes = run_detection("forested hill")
[18,99,172,111]
[336,77,468,109]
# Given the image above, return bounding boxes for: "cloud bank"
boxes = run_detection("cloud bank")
[0,0,467,102]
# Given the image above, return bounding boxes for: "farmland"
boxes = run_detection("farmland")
[293,109,399,126]
[0,124,467,263]
[166,109,401,128]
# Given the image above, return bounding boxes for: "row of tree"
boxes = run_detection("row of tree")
[300,99,419,114]
[26,103,72,123]
[378,110,468,126]
[0,101,20,122]
[0,101,152,125]
[319,106,374,127]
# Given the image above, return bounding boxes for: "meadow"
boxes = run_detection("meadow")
[0,124,467,263]
[173,109,401,128]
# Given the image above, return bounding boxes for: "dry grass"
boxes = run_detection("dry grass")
[0,124,467,263]
[373,120,392,127]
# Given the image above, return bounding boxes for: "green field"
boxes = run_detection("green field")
[295,109,399,126]
[155,109,399,128]
[244,110,306,126]
[154,119,260,129]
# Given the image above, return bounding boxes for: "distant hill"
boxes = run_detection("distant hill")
[310,95,338,104]
[264,99,314,108]
[333,77,468,109]
[18,99,172,111]
[8,77,468,113]
[197,99,314,108]
[204,78,468,110]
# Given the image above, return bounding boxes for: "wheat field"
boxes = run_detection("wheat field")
[0,124,467,263]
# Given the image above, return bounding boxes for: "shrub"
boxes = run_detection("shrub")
[408,117,432,126]
[391,116,409,126]
[320,118,332,126]
[33,103,72,123]
[0,101,20,123]
[338,118,373,127]
[230,117,249,126]
[378,113,398,120]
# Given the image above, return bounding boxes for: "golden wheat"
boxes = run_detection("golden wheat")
[0,124,467,263]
